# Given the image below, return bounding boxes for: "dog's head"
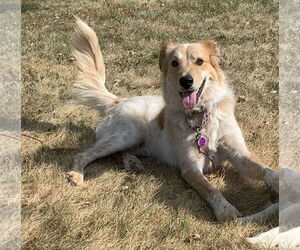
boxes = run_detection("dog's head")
[159,40,225,110]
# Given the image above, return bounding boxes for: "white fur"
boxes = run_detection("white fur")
[247,226,300,249]
[173,51,182,60]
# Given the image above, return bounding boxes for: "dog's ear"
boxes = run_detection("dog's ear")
[201,40,221,65]
[159,42,176,72]
[201,40,224,82]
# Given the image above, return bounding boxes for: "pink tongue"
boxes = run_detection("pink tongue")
[182,91,197,109]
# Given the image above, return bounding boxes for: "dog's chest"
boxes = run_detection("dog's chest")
[145,107,220,166]
[185,107,219,152]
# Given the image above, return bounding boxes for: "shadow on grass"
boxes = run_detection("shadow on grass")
[22,117,57,132]
[22,117,95,134]
[22,116,95,171]
[220,166,278,218]
[21,2,41,13]
[29,149,277,223]
[148,161,278,224]
[24,116,278,223]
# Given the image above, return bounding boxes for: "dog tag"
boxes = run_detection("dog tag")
[197,136,207,147]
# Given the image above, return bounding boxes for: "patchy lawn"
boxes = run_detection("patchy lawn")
[22,0,278,249]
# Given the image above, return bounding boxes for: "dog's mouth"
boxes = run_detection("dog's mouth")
[179,77,206,109]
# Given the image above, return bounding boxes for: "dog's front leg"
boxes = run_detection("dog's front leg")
[222,134,279,193]
[181,165,241,221]
[220,117,279,193]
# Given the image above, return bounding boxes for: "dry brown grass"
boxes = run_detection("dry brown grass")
[22,0,278,249]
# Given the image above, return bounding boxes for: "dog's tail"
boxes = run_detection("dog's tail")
[72,18,118,112]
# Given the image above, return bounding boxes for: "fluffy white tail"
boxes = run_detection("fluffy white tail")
[72,18,118,112]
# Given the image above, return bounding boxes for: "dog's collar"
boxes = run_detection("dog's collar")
[186,106,211,149]
[186,106,217,172]
[185,106,210,132]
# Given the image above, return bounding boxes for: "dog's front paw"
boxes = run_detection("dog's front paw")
[214,202,241,222]
[264,168,279,193]
[66,170,84,185]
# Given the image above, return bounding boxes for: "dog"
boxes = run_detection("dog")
[66,19,278,222]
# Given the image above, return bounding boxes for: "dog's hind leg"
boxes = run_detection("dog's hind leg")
[220,119,278,192]
[67,131,142,185]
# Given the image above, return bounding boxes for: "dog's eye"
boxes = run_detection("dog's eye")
[196,58,204,65]
[171,60,179,67]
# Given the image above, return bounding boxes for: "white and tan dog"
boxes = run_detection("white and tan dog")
[67,19,278,222]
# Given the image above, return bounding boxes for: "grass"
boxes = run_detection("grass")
[22,0,278,249]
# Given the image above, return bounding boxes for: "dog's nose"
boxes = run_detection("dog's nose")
[179,74,194,89]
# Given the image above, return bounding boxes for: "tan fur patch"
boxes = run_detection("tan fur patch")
[114,98,128,105]
[66,170,84,185]
[217,98,235,113]
[160,42,225,87]
[156,108,165,130]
